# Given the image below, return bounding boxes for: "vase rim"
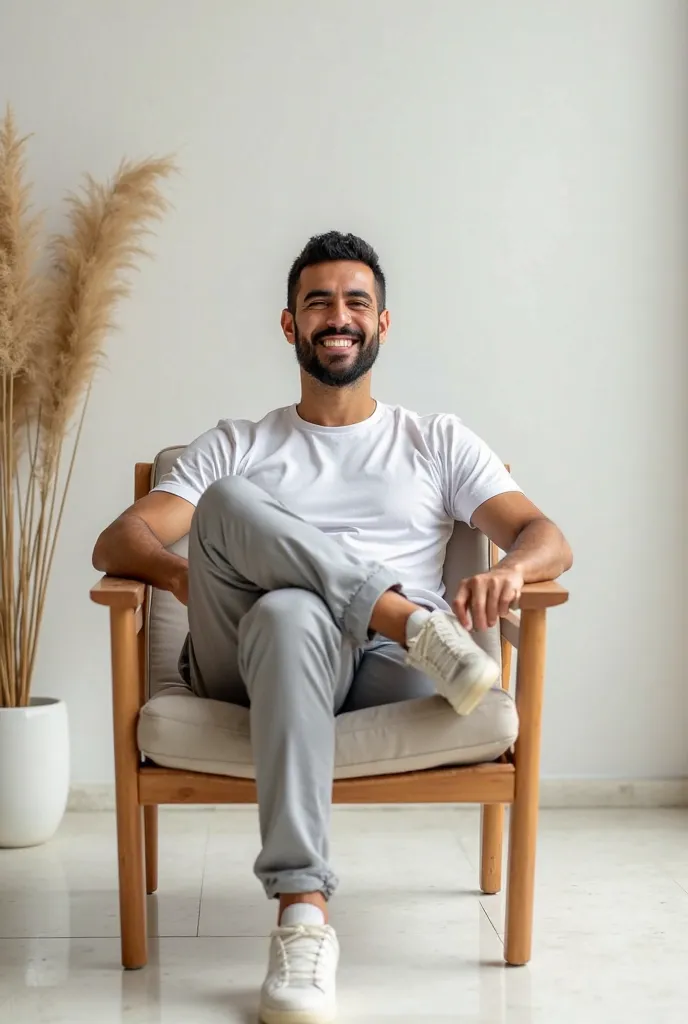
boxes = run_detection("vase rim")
[0,697,65,712]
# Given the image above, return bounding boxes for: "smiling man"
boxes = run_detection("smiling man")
[289,262,383,388]
[93,231,572,1024]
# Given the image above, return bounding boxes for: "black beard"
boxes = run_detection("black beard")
[294,325,380,388]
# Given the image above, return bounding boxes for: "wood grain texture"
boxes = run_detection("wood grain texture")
[91,576,145,610]
[518,581,568,609]
[505,608,547,966]
[480,804,505,894]
[139,762,516,807]
[110,607,147,969]
[143,805,158,895]
[480,618,516,894]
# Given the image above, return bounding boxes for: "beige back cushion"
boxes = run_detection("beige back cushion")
[147,446,500,698]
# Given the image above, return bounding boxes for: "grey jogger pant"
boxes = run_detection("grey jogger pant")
[182,476,435,900]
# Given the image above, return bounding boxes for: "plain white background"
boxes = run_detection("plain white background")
[1,1,686,786]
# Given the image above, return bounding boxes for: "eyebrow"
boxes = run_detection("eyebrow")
[303,288,374,303]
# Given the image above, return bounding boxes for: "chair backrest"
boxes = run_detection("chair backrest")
[146,445,500,698]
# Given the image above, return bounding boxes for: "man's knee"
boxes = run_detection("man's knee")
[241,588,333,640]
[194,474,257,527]
[238,589,343,704]
[238,589,342,684]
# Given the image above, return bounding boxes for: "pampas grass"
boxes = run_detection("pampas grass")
[0,106,176,706]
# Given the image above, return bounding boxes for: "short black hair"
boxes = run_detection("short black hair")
[287,231,386,313]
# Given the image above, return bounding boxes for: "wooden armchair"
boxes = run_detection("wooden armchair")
[90,459,568,971]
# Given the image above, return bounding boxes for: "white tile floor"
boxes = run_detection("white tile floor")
[0,807,687,1022]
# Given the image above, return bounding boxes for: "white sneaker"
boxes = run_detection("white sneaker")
[259,923,339,1024]
[406,611,500,715]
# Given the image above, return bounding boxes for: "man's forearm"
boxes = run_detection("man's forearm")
[498,518,572,583]
[92,513,187,593]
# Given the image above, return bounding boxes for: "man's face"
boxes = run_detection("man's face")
[282,261,389,388]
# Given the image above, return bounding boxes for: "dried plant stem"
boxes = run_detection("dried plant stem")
[1,373,16,699]
[1,105,176,706]
[17,418,41,697]
[27,394,90,698]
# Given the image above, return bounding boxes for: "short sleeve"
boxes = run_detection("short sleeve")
[152,423,237,507]
[433,415,521,526]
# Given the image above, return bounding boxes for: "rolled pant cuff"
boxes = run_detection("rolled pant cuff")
[262,869,339,902]
[342,565,403,646]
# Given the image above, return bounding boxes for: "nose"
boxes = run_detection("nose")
[326,297,352,329]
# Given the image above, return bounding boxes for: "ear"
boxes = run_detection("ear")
[378,308,391,345]
[281,309,296,346]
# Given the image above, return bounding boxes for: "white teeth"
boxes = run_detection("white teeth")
[322,340,353,348]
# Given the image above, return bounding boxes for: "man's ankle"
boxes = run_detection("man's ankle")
[278,892,328,925]
[369,590,423,647]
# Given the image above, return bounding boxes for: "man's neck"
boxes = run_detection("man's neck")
[296,377,377,427]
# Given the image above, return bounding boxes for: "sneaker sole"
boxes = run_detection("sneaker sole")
[444,660,501,716]
[260,1005,336,1024]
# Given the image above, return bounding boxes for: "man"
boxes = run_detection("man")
[93,231,572,1024]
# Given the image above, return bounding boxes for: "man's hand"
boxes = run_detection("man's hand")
[168,564,189,606]
[453,566,524,632]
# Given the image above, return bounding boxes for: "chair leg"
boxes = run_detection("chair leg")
[111,607,148,970]
[480,625,514,894]
[504,609,546,966]
[480,804,504,894]
[115,786,147,969]
[144,805,159,895]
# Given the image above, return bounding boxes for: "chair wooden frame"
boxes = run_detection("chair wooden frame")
[90,462,568,970]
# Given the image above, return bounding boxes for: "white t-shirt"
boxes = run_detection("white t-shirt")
[154,402,520,610]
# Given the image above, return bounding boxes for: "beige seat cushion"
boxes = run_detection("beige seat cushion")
[138,686,518,779]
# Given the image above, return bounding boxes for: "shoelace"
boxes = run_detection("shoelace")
[410,615,475,675]
[274,925,330,988]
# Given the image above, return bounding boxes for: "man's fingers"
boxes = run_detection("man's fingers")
[455,572,524,633]
[485,578,502,628]
[469,577,489,632]
[497,585,517,620]
[471,579,517,631]
[453,582,473,630]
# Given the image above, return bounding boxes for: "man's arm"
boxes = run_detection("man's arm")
[92,491,194,605]
[453,492,572,632]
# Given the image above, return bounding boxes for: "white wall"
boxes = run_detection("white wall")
[1,0,686,786]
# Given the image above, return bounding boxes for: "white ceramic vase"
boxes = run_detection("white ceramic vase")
[0,698,70,848]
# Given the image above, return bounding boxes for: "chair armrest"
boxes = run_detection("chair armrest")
[90,575,146,610]
[91,578,146,724]
[499,582,568,649]
[518,581,568,610]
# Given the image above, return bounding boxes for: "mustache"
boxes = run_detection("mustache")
[311,326,365,345]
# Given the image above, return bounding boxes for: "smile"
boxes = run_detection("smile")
[320,339,358,349]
